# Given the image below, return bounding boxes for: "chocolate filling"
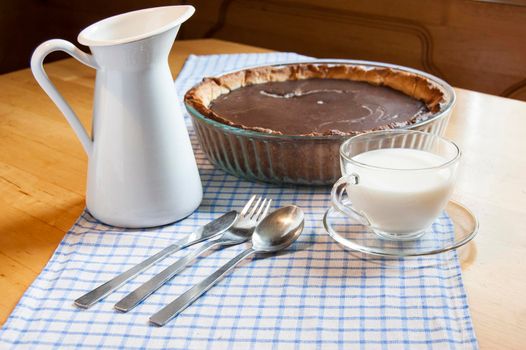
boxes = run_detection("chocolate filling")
[209,78,428,135]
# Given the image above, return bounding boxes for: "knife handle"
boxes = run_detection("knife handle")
[74,211,238,309]
[74,243,181,309]
[114,240,219,312]
[149,248,255,326]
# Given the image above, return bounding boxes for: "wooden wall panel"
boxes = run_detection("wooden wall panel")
[0,0,185,74]
[184,0,526,101]
[1,0,525,101]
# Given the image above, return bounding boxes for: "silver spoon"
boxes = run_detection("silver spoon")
[149,205,305,327]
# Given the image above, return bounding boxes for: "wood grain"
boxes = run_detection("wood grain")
[0,39,525,349]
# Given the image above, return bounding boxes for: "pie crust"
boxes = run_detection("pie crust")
[185,63,445,136]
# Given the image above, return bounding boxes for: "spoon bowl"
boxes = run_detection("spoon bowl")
[252,206,304,253]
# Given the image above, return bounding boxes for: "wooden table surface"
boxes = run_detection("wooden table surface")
[1,39,525,348]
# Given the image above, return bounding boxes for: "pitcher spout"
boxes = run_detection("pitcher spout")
[78,6,194,69]
[78,6,194,48]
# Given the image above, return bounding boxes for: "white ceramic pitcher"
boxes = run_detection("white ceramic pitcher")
[30,6,202,228]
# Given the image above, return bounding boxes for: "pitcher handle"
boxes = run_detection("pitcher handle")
[30,39,97,156]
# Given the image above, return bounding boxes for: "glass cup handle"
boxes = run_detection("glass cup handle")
[330,174,371,226]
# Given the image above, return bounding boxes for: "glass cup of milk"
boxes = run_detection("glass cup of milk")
[331,130,461,241]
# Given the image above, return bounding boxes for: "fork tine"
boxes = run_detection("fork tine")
[247,196,262,219]
[257,198,272,221]
[253,198,267,221]
[240,195,256,216]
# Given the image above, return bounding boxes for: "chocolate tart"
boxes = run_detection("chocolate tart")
[184,60,455,185]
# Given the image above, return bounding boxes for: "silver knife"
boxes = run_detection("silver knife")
[74,210,238,309]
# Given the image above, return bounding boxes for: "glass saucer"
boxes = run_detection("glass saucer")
[323,200,478,257]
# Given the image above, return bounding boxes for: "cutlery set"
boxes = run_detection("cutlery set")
[75,196,305,326]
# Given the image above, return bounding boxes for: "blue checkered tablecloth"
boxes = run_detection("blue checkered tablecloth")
[0,53,478,349]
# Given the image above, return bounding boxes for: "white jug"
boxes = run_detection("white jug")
[31,6,202,228]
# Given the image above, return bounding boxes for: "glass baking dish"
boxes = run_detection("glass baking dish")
[185,59,455,185]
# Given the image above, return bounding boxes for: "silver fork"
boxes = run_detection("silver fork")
[114,195,272,312]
